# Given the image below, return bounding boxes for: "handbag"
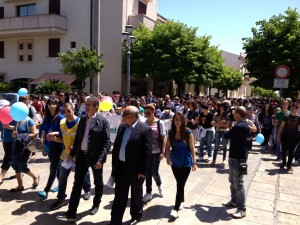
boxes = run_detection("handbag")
[24,119,43,153]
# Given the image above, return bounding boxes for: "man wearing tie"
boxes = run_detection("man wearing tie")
[109,106,152,225]
[56,96,111,222]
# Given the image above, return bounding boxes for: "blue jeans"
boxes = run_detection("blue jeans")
[213,131,227,161]
[145,153,162,194]
[199,131,213,157]
[57,160,91,201]
[228,158,246,211]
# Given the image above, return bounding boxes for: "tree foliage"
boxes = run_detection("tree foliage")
[0,82,12,92]
[243,8,300,96]
[57,46,105,91]
[213,66,244,94]
[251,86,279,99]
[34,79,71,95]
[131,21,224,95]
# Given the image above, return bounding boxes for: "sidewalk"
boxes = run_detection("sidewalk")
[0,142,299,225]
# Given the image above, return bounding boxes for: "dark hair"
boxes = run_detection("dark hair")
[45,97,60,125]
[261,104,273,116]
[188,101,197,110]
[168,112,190,144]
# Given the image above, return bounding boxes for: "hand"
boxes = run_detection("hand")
[94,162,103,169]
[66,155,74,162]
[159,152,165,161]
[46,133,53,142]
[12,131,17,138]
[192,163,197,171]
[138,173,145,179]
[166,158,172,166]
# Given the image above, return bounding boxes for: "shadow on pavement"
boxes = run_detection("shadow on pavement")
[191,203,231,223]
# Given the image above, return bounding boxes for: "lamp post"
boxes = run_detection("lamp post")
[122,24,136,97]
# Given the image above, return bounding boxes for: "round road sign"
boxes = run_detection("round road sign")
[275,65,290,79]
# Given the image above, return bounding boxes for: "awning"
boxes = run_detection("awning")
[30,73,76,85]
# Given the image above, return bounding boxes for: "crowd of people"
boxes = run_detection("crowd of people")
[0,89,300,224]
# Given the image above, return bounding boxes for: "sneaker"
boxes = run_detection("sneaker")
[51,186,59,193]
[179,202,185,210]
[208,156,213,161]
[223,201,237,208]
[210,160,216,167]
[170,209,178,218]
[196,157,203,162]
[50,200,68,211]
[83,191,91,200]
[142,193,152,202]
[280,162,286,169]
[37,191,48,199]
[232,209,246,219]
[158,186,163,197]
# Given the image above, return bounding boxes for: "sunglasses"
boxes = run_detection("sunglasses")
[145,112,152,116]
[62,109,72,114]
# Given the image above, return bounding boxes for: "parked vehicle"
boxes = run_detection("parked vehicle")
[0,93,19,105]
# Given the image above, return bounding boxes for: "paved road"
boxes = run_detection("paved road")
[0,142,299,225]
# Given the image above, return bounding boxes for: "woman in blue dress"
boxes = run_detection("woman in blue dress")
[165,112,197,219]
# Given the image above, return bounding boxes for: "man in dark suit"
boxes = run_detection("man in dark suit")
[109,106,152,225]
[57,96,111,222]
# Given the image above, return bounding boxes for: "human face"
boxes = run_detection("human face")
[174,115,183,128]
[122,111,135,125]
[47,102,57,112]
[85,100,98,116]
[62,105,74,119]
[144,110,154,119]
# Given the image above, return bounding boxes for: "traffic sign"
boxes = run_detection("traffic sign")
[274,78,289,88]
[275,65,290,79]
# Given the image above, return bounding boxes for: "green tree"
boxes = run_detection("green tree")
[34,79,71,95]
[251,86,279,99]
[57,46,105,92]
[0,82,12,92]
[243,8,300,96]
[131,21,222,95]
[213,66,244,97]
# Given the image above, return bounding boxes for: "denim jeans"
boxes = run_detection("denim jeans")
[57,160,91,201]
[44,143,63,192]
[199,130,213,157]
[228,158,246,211]
[145,153,162,194]
[213,131,227,161]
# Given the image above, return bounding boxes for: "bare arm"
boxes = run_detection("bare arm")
[188,133,197,171]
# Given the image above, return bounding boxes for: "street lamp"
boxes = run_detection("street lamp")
[122,24,136,96]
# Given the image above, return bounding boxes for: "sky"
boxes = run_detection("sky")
[158,0,300,55]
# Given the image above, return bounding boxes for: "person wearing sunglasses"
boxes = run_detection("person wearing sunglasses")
[49,102,91,211]
[57,96,111,222]
[142,104,166,202]
[38,97,64,199]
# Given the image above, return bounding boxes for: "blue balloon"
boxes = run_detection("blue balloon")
[18,88,28,97]
[255,133,265,144]
[10,102,29,121]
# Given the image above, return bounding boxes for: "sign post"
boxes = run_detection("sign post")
[274,65,290,100]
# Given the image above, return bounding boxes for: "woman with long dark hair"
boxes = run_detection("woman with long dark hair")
[38,97,64,198]
[165,112,197,218]
[258,104,274,149]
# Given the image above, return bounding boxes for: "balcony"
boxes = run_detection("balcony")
[128,14,156,29]
[0,14,67,37]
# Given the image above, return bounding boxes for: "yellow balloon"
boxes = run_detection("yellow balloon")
[99,100,113,111]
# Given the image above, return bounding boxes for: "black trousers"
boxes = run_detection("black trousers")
[67,151,104,218]
[171,166,191,210]
[261,127,272,146]
[111,161,144,225]
[281,135,298,167]
[1,142,13,171]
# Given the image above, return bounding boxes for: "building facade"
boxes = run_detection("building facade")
[0,0,159,95]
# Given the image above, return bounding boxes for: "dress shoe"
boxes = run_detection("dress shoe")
[56,212,76,222]
[83,191,91,200]
[90,206,99,215]
[128,219,140,225]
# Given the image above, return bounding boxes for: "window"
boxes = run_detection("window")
[18,40,33,63]
[0,41,4,58]
[49,0,60,15]
[70,41,76,48]
[48,38,60,57]
[0,7,4,19]
[138,1,147,15]
[17,4,36,17]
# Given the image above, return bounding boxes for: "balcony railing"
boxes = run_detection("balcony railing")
[0,14,67,37]
[128,14,156,29]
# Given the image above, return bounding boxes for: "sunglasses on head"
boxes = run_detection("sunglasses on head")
[62,109,72,114]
